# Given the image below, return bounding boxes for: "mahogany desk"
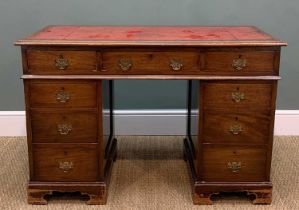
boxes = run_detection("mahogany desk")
[15,26,287,205]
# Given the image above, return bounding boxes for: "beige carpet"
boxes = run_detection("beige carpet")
[0,136,298,210]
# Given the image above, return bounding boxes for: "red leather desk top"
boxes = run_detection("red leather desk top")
[15,26,286,47]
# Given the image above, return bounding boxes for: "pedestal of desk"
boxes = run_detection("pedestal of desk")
[184,80,276,205]
[24,80,116,205]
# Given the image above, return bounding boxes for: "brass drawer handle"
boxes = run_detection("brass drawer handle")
[229,124,243,135]
[118,59,132,71]
[59,161,73,173]
[232,58,246,71]
[170,59,183,71]
[232,91,245,103]
[57,123,72,135]
[55,55,69,70]
[227,161,242,173]
[56,89,70,103]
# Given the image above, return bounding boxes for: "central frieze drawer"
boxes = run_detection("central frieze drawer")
[31,111,98,143]
[101,51,200,74]
[28,81,97,108]
[32,144,99,182]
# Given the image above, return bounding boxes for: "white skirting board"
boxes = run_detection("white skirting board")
[0,110,298,136]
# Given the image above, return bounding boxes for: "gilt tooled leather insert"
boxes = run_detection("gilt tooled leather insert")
[27,26,274,41]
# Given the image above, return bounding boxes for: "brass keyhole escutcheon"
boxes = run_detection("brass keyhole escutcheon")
[55,54,69,70]
[118,59,133,71]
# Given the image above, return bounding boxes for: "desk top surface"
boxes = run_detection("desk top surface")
[15,25,287,47]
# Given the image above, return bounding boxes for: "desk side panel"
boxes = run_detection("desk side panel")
[187,80,200,176]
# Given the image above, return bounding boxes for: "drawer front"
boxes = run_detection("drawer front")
[201,50,277,75]
[31,111,98,143]
[33,144,99,182]
[202,112,271,144]
[27,50,97,74]
[203,82,273,110]
[202,145,267,182]
[102,51,200,74]
[29,81,97,108]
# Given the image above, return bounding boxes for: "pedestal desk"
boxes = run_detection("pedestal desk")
[15,26,287,205]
